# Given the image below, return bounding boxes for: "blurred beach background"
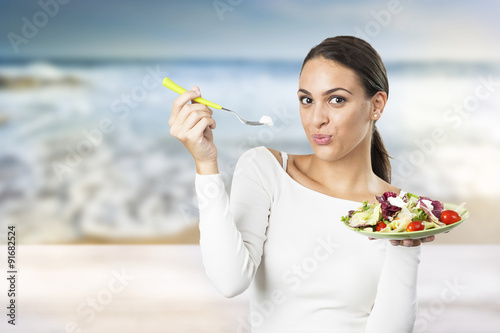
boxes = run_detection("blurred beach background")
[0,0,499,332]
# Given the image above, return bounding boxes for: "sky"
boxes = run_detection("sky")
[0,0,500,62]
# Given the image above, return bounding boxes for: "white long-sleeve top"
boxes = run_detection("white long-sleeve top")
[195,146,420,333]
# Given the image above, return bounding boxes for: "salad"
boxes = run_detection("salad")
[341,192,466,234]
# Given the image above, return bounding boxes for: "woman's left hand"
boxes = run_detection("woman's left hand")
[369,236,435,247]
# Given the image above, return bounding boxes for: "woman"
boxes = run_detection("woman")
[169,36,434,332]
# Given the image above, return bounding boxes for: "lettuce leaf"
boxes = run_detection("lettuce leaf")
[412,208,428,222]
[348,203,382,228]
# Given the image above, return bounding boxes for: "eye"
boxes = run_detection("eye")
[299,96,313,105]
[329,96,346,105]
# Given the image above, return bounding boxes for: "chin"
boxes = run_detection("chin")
[310,143,344,161]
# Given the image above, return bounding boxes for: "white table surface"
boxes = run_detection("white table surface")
[0,244,499,333]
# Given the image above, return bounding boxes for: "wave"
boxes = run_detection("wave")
[1,57,499,76]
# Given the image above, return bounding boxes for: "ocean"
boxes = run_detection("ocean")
[0,58,499,243]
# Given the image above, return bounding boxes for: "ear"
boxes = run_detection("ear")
[370,91,387,120]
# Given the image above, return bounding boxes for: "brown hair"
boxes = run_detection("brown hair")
[301,36,392,183]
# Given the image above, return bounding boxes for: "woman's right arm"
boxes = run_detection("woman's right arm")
[169,89,271,297]
[169,85,218,175]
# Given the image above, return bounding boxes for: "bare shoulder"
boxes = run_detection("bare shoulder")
[381,180,401,196]
[266,148,283,167]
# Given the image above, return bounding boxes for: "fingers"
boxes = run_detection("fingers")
[169,88,206,127]
[177,104,213,131]
[169,85,216,142]
[402,239,413,247]
[390,239,416,247]
[190,86,201,103]
[406,239,421,247]
[171,108,215,142]
[180,108,214,133]
[421,235,435,243]
[189,115,216,139]
[390,236,434,247]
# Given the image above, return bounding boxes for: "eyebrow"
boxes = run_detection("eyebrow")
[297,88,353,96]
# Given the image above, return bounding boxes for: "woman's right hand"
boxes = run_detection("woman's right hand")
[169,86,218,174]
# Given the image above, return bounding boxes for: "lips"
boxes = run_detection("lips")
[312,134,332,145]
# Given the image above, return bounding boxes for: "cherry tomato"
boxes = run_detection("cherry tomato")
[406,221,425,232]
[376,222,387,232]
[440,210,461,225]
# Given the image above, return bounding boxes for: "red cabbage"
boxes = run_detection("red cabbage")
[417,196,444,220]
[375,191,401,220]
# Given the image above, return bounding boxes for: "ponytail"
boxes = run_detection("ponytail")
[371,125,391,183]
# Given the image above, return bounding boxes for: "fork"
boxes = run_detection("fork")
[163,77,268,126]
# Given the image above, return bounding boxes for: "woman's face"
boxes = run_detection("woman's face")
[298,57,380,162]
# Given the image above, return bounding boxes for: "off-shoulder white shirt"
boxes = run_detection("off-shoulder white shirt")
[195,146,420,333]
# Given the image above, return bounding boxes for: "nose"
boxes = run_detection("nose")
[311,104,329,128]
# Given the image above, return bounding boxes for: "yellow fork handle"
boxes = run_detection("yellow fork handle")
[163,77,222,110]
